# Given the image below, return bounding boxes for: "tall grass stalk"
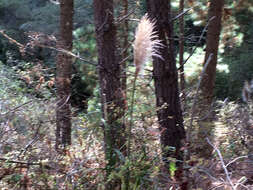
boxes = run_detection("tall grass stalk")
[125,14,163,190]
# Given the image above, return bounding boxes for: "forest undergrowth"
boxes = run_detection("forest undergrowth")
[0,61,253,189]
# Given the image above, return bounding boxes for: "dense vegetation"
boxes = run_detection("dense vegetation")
[0,0,253,189]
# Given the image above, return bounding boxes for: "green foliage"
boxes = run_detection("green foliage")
[1,0,253,189]
[216,19,253,100]
[214,71,230,100]
[106,149,160,190]
[213,5,253,100]
[0,0,97,110]
[71,24,97,111]
[0,0,93,33]
[0,61,102,189]
[217,101,251,157]
[85,84,102,128]
[220,48,253,100]
[169,162,177,177]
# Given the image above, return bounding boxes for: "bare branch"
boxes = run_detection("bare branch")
[0,100,33,116]
[177,16,216,71]
[225,155,248,168]
[171,7,192,21]
[0,30,97,66]
[206,138,236,190]
[0,157,41,166]
[187,53,213,143]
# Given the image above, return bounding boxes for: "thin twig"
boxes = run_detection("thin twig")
[177,16,215,71]
[235,177,248,190]
[56,94,71,111]
[0,30,24,48]
[187,53,213,143]
[39,45,97,66]
[198,167,220,182]
[17,123,42,158]
[115,8,135,24]
[0,157,41,166]
[171,7,192,21]
[225,155,248,168]
[206,138,236,190]
[0,30,97,66]
[119,55,132,65]
[0,100,33,116]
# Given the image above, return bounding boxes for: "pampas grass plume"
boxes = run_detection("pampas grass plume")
[133,14,163,76]
[128,14,163,163]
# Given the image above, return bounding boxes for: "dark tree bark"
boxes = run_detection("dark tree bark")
[146,0,185,164]
[120,0,129,94]
[55,0,73,150]
[117,0,129,121]
[200,0,224,106]
[197,0,224,159]
[179,0,186,110]
[93,0,126,182]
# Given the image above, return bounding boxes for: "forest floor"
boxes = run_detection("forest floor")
[190,111,253,190]
[1,61,253,189]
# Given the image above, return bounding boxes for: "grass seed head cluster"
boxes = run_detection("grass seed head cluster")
[133,14,163,76]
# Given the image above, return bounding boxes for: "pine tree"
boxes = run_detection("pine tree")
[55,0,73,150]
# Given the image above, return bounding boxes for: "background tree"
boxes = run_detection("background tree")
[119,0,129,94]
[179,0,186,110]
[1,0,253,188]
[200,0,225,106]
[196,0,225,158]
[146,0,185,164]
[93,0,126,185]
[55,0,73,150]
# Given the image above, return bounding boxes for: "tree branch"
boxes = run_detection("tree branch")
[206,138,236,190]
[177,16,215,71]
[0,100,33,116]
[0,157,41,166]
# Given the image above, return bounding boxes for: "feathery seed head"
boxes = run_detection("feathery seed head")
[133,14,163,75]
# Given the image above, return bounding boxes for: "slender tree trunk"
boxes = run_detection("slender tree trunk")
[93,0,126,186]
[146,0,185,165]
[179,0,186,110]
[55,0,73,150]
[117,0,129,121]
[197,0,224,158]
[121,0,129,94]
[200,0,224,106]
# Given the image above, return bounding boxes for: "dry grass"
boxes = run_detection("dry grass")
[133,14,163,76]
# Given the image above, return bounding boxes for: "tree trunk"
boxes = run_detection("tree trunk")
[55,0,73,150]
[117,0,129,123]
[200,0,224,106]
[197,0,224,158]
[179,0,186,110]
[93,0,126,184]
[146,0,185,164]
[120,0,129,94]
